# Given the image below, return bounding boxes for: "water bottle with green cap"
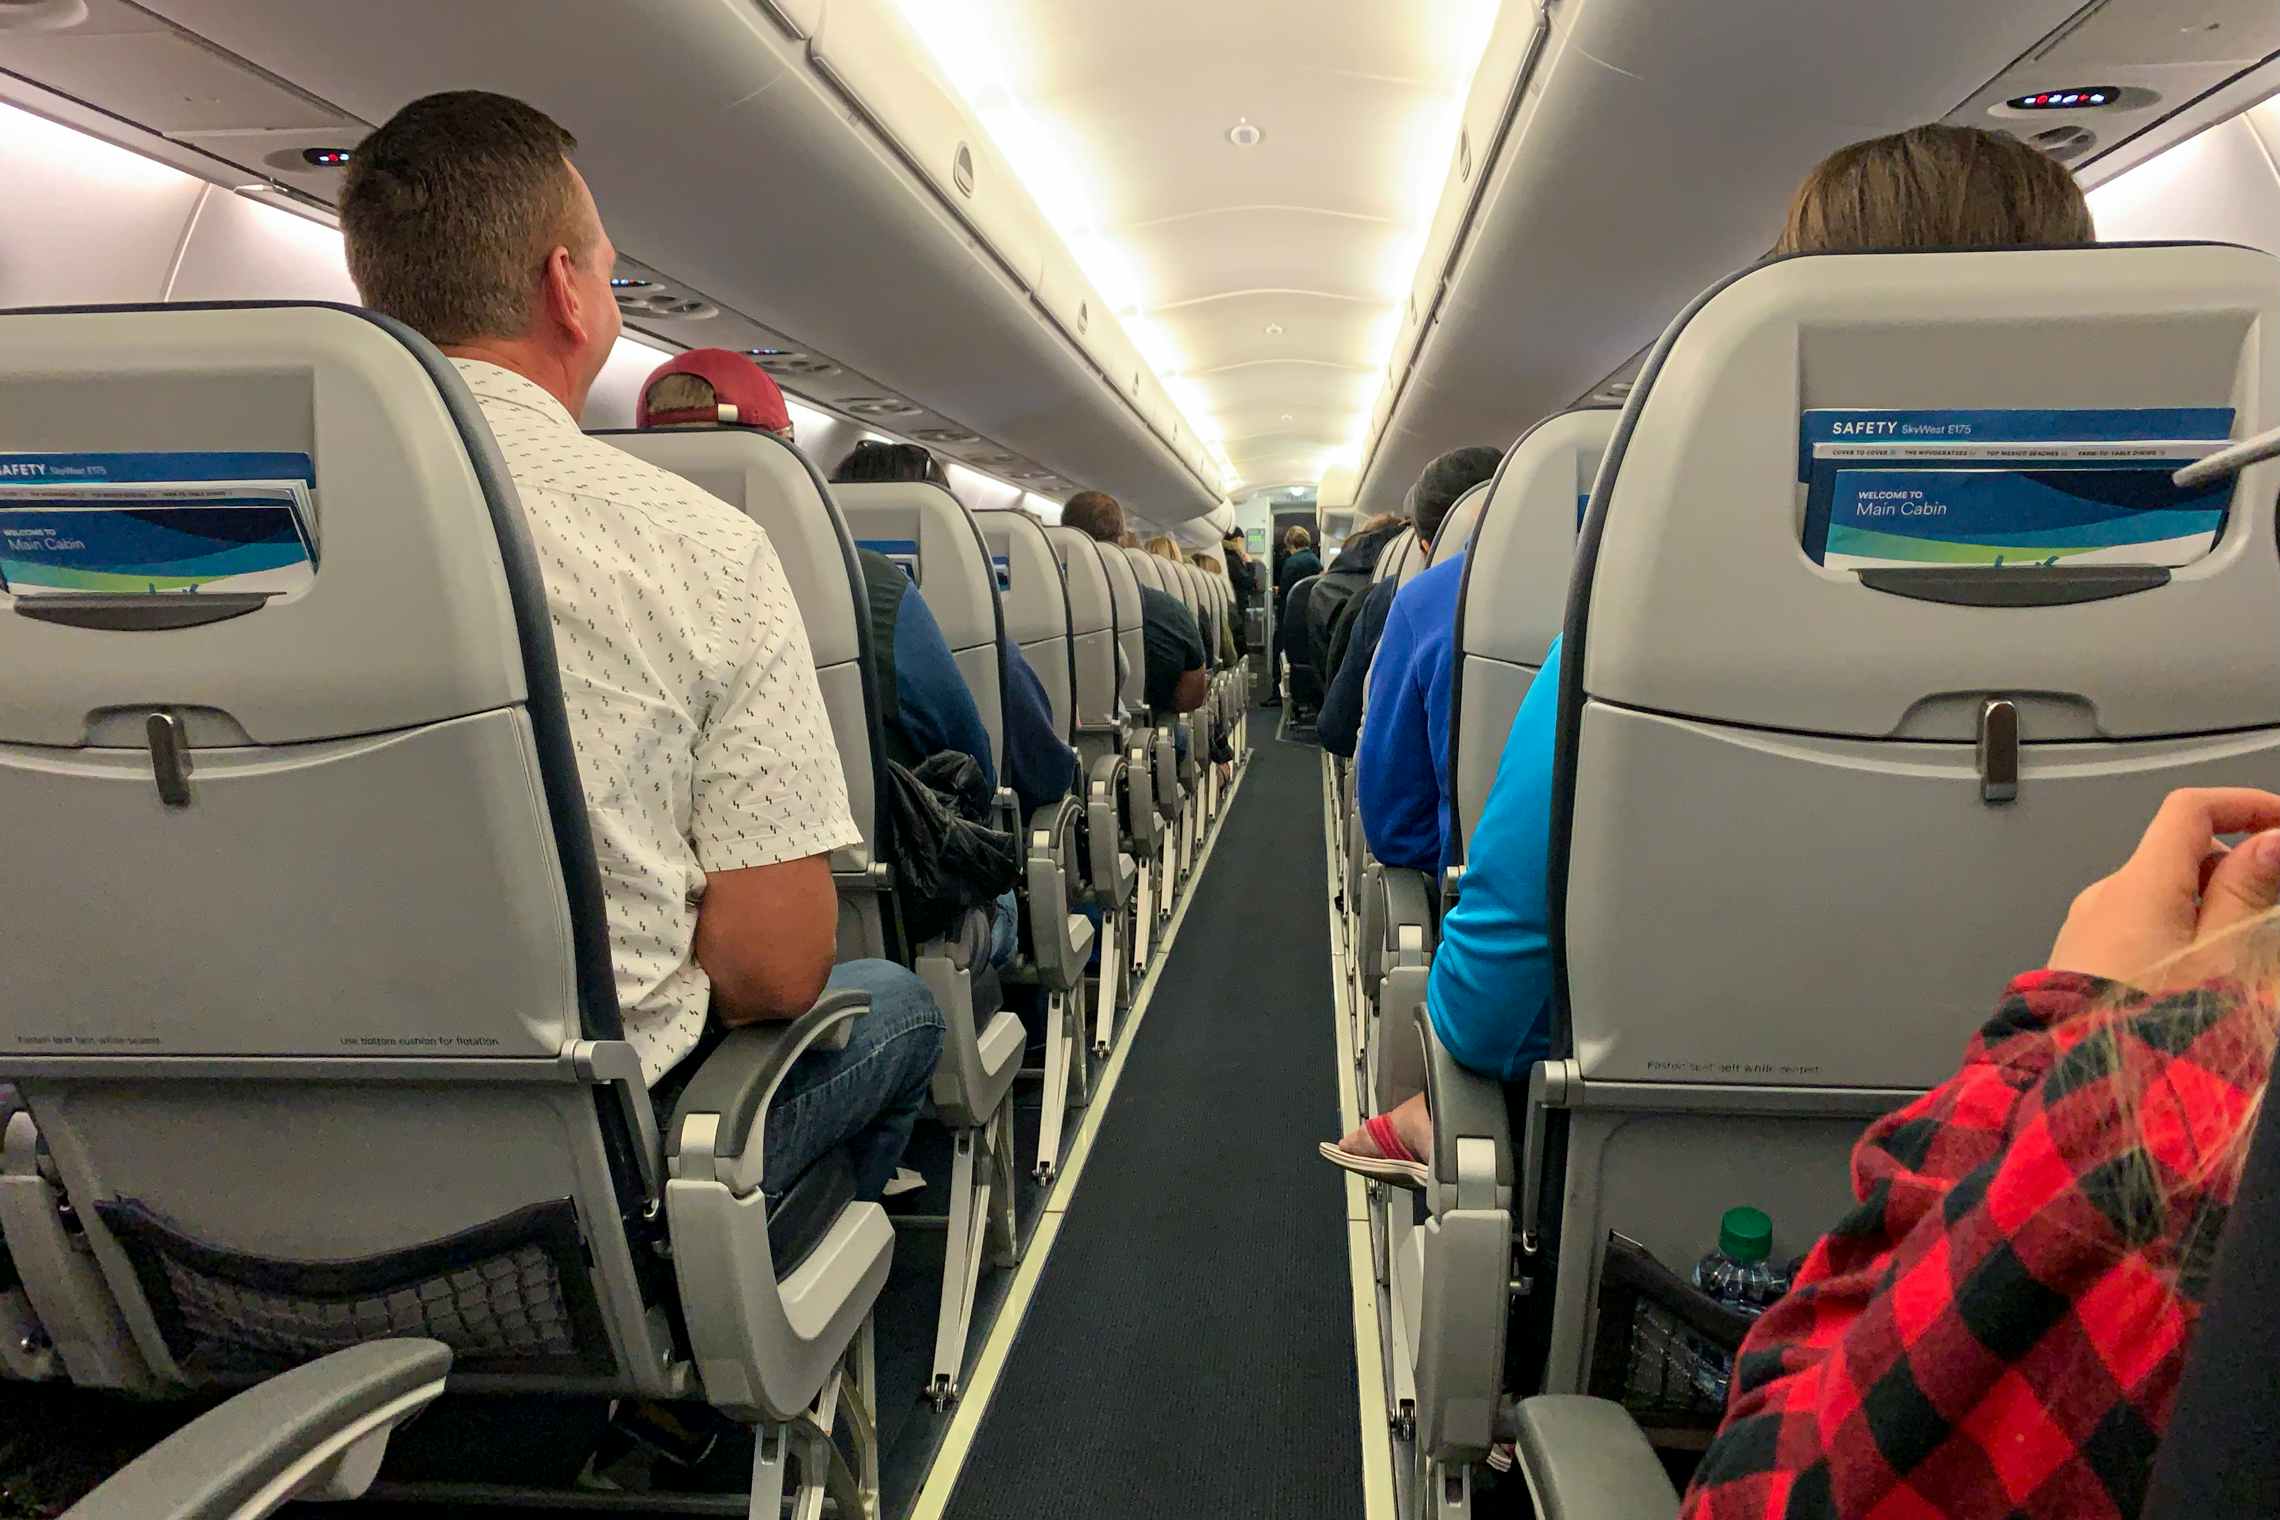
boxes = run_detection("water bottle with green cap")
[1692,1205,1784,1316]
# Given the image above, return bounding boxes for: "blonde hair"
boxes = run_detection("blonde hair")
[2089,914,2280,1274]
[1145,535,1184,563]
[1284,525,1312,552]
[1192,554,1223,575]
[1777,124,2094,255]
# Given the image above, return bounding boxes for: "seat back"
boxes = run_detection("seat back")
[1045,526,1119,737]
[1532,244,2280,1394]
[0,302,671,1396]
[1371,525,1419,587]
[1422,480,1493,570]
[594,427,892,961]
[836,482,1008,783]
[1097,541,1148,718]
[977,510,1076,743]
[1122,545,1167,600]
[1449,409,1619,857]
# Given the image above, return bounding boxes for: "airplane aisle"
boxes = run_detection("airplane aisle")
[937,722,1363,1519]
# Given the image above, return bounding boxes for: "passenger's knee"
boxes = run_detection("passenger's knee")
[828,958,949,1043]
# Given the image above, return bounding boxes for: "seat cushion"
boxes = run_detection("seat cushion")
[768,1146,858,1280]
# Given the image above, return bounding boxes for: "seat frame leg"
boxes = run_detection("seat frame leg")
[986,1097,1021,1269]
[749,1423,791,1520]
[1069,976,1093,1108]
[850,1318,879,1516]
[1094,909,1122,1057]
[1133,860,1154,972]
[928,1128,986,1408]
[1035,989,1070,1183]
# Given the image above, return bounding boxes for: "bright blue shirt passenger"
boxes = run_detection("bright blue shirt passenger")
[1355,554,1466,873]
[1424,632,1561,1081]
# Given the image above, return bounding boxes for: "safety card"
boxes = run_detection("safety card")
[1798,409,2234,571]
[0,451,317,598]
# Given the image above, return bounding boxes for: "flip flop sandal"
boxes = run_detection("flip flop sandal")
[1317,1112,1429,1189]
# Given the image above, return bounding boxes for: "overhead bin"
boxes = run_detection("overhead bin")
[132,0,1221,525]
[1352,0,2092,515]
[809,0,1050,295]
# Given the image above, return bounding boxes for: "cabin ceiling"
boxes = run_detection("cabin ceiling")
[5,0,2278,529]
[893,0,1498,496]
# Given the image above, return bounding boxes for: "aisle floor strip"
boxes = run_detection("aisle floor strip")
[903,760,1254,1520]
[1323,750,1396,1520]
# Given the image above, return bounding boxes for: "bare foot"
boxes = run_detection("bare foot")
[1332,1091,1433,1163]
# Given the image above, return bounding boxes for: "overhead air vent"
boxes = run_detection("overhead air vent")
[976,453,1020,467]
[611,282,719,320]
[2032,123,2098,162]
[842,397,923,418]
[914,428,981,444]
[756,353,842,378]
[953,142,976,198]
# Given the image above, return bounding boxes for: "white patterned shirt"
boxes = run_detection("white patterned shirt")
[458,360,861,1085]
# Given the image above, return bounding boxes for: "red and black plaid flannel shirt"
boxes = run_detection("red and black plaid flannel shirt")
[1681,970,2265,1520]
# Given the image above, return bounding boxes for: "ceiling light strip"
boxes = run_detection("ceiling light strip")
[800,41,1223,505]
[1356,3,1553,499]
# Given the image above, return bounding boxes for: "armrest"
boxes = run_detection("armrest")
[1418,1003,1514,1207]
[64,1340,453,1519]
[1121,738,1160,846]
[667,990,871,1194]
[1025,799,1089,990]
[1151,729,1182,816]
[1378,868,1439,953]
[1507,1396,1679,1520]
[1084,754,1134,905]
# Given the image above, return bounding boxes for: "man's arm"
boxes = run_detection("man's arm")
[1318,585,1391,758]
[888,579,996,789]
[1356,598,1438,865]
[1169,595,1210,713]
[694,855,836,1024]
[1003,643,1078,812]
[690,540,864,1023]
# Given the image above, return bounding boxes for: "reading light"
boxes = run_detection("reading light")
[610,277,653,288]
[300,147,353,167]
[1227,119,1265,148]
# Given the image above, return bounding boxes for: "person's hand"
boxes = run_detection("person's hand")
[2047,787,2280,990]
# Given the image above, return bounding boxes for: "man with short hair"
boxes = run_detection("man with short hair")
[1061,489,1208,716]
[343,91,941,1201]
[1269,525,1323,708]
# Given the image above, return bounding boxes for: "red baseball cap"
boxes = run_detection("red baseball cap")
[637,347,794,434]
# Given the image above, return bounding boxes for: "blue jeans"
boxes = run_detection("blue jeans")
[762,960,944,1201]
[990,890,1019,969]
